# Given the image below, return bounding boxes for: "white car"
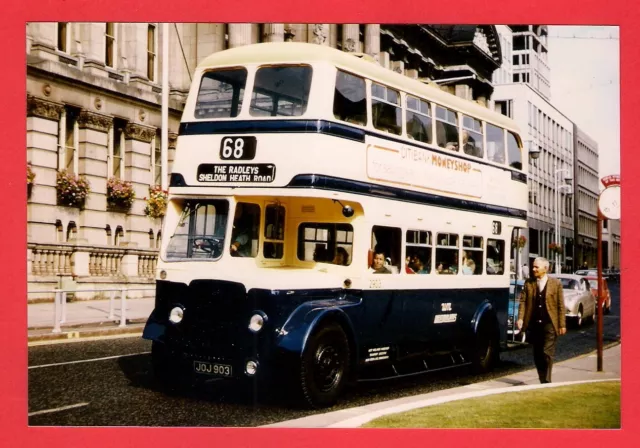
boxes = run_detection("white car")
[551,274,596,327]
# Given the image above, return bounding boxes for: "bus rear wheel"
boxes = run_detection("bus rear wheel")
[300,323,350,408]
[471,320,499,373]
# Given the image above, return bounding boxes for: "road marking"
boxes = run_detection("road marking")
[28,332,144,347]
[29,351,151,370]
[29,402,89,417]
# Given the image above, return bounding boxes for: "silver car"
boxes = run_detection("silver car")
[551,274,596,327]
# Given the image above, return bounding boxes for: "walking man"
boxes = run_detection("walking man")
[516,257,566,383]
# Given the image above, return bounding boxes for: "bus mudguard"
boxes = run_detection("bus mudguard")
[275,297,360,358]
[471,299,497,335]
[142,308,166,342]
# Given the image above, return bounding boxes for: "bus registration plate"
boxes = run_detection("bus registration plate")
[193,361,233,377]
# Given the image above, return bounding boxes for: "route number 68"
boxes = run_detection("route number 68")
[219,136,256,160]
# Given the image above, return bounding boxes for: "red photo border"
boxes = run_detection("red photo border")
[3,0,636,446]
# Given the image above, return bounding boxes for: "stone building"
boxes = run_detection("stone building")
[573,127,600,269]
[26,23,504,298]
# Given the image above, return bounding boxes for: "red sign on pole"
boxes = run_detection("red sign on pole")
[601,175,621,188]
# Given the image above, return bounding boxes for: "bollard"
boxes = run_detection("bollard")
[61,292,67,324]
[52,289,62,333]
[119,287,127,328]
[109,290,116,321]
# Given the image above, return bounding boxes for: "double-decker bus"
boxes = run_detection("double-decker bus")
[143,42,529,408]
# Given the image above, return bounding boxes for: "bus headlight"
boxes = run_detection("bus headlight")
[248,312,267,333]
[169,306,184,324]
[245,360,259,376]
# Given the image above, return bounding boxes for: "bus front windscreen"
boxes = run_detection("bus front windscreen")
[165,200,229,260]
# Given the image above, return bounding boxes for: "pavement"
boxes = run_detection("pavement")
[27,296,155,343]
[264,343,621,428]
[27,298,621,429]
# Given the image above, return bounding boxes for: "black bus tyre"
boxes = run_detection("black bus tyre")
[300,323,350,408]
[471,320,499,373]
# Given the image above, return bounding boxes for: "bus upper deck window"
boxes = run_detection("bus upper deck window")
[195,68,248,119]
[406,96,432,144]
[333,70,366,125]
[371,83,401,135]
[462,116,484,159]
[435,106,459,151]
[250,65,312,117]
[486,124,506,165]
[507,131,523,170]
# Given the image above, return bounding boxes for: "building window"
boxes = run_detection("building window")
[105,23,116,68]
[110,119,126,179]
[147,24,157,82]
[152,135,162,186]
[58,106,79,174]
[513,73,520,83]
[57,22,68,53]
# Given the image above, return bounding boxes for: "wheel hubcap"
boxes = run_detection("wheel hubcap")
[314,345,342,392]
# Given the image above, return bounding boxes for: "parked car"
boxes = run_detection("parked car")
[507,274,526,342]
[551,274,596,328]
[585,276,612,314]
[575,269,598,277]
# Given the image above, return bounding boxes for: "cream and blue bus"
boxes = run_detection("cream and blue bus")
[143,42,530,407]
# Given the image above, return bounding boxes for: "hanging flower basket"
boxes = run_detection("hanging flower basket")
[548,242,563,255]
[107,177,136,211]
[144,185,168,219]
[512,235,527,250]
[56,170,90,208]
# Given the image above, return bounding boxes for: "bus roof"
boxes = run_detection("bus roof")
[197,42,519,132]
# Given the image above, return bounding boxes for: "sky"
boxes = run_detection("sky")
[546,25,620,179]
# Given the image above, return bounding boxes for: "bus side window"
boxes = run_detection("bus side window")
[487,239,505,275]
[264,204,285,259]
[406,229,432,274]
[333,70,367,125]
[486,123,506,164]
[435,233,459,274]
[370,226,401,274]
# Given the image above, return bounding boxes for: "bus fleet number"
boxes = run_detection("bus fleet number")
[219,136,257,160]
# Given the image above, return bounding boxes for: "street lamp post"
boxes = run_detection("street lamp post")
[554,167,572,274]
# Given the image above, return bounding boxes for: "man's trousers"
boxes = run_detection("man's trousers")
[528,322,558,383]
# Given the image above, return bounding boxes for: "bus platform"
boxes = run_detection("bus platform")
[264,342,621,428]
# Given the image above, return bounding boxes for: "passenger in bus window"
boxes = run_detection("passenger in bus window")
[332,247,349,266]
[405,255,416,274]
[462,130,482,158]
[369,251,391,274]
[413,257,429,274]
[436,262,445,274]
[462,251,476,275]
[230,204,254,257]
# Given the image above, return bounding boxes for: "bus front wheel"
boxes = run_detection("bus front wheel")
[471,320,499,373]
[300,323,350,408]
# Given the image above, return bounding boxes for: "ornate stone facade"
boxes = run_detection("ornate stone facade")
[124,123,155,143]
[27,95,64,121]
[77,110,113,132]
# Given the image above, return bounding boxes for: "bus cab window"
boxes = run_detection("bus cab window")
[264,204,286,259]
[165,200,229,260]
[486,123,506,164]
[333,70,367,125]
[250,65,312,117]
[435,233,459,274]
[406,229,432,274]
[297,223,354,266]
[370,226,401,274]
[487,239,505,275]
[462,235,484,275]
[229,203,260,258]
[195,68,247,119]
[371,83,402,135]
